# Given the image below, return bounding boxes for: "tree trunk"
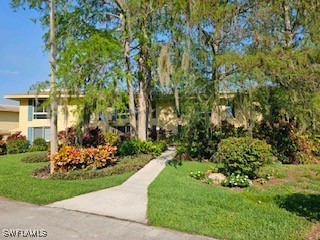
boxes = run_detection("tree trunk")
[124,21,137,137]
[282,1,293,48]
[137,71,148,141]
[118,0,137,137]
[49,0,58,174]
[210,41,221,128]
[137,3,151,141]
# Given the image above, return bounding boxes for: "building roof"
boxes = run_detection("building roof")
[4,91,84,101]
[0,104,19,112]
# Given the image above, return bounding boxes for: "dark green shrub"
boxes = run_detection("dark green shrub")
[0,140,6,155]
[138,140,167,155]
[254,120,301,164]
[29,138,48,152]
[49,154,154,180]
[118,138,139,156]
[6,139,29,154]
[152,141,168,155]
[21,152,49,163]
[118,139,167,156]
[178,119,248,160]
[215,137,275,179]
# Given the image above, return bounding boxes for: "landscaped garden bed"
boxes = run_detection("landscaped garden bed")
[0,150,158,205]
[0,128,168,204]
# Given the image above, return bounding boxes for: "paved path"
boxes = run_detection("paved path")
[49,147,176,224]
[0,197,216,240]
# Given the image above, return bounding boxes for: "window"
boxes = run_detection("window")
[124,125,131,134]
[33,99,49,119]
[33,127,50,141]
[225,106,235,119]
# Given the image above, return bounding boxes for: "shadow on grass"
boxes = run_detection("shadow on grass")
[276,193,320,221]
[167,159,183,168]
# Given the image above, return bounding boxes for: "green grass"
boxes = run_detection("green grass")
[148,161,320,240]
[0,152,134,205]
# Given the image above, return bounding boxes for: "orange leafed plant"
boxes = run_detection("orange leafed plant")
[53,144,117,172]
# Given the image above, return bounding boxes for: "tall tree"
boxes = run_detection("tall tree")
[115,0,137,137]
[11,0,61,173]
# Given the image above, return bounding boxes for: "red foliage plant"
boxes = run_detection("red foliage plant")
[53,144,117,172]
[7,132,26,141]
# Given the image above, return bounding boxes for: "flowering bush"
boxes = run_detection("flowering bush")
[6,132,29,154]
[7,132,26,141]
[222,174,252,188]
[190,171,206,180]
[53,144,117,172]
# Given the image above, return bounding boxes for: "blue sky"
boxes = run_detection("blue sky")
[0,1,49,104]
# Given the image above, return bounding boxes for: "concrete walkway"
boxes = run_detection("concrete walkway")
[1,197,216,240]
[49,147,176,224]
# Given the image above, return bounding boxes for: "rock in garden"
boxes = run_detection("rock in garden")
[207,173,226,184]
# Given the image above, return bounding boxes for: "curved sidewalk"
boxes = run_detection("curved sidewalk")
[49,147,176,224]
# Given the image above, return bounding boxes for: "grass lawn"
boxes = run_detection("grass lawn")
[148,161,320,240]
[0,152,134,205]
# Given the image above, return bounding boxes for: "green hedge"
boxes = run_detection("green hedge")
[7,139,29,154]
[118,139,167,156]
[29,138,48,152]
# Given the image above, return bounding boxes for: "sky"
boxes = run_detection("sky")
[0,1,49,105]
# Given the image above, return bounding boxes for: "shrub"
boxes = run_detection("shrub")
[222,174,252,188]
[53,144,117,172]
[190,171,206,180]
[58,126,105,148]
[120,134,131,142]
[148,127,173,141]
[118,138,139,156]
[29,138,48,152]
[7,132,26,141]
[7,139,29,154]
[118,138,167,156]
[254,120,299,164]
[21,153,49,163]
[57,127,76,146]
[178,119,248,160]
[0,137,6,155]
[254,121,320,164]
[215,137,275,179]
[82,127,105,148]
[294,132,320,164]
[50,154,154,180]
[104,132,121,146]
